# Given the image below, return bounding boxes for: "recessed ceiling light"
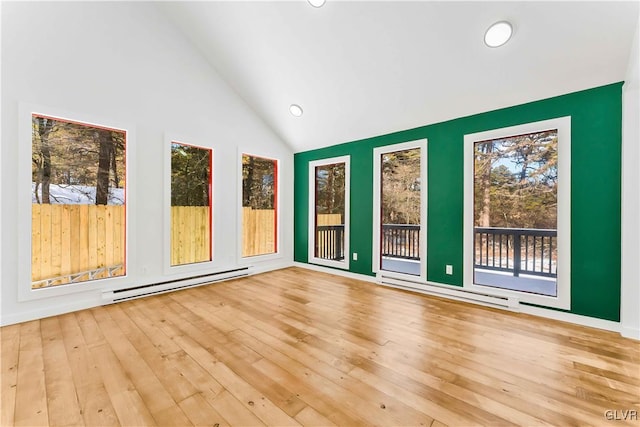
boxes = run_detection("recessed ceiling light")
[290,104,303,117]
[307,0,326,8]
[484,21,513,48]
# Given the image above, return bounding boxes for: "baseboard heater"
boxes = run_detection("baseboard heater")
[377,274,519,310]
[102,267,252,304]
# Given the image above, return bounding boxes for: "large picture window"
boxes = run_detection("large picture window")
[31,114,126,289]
[170,142,212,266]
[464,117,571,309]
[308,156,350,269]
[241,154,278,257]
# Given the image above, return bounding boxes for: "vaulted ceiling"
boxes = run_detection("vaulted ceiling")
[160,1,639,152]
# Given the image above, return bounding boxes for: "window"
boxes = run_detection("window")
[308,156,350,269]
[241,154,278,257]
[170,142,212,266]
[373,140,427,281]
[464,117,571,309]
[31,114,126,289]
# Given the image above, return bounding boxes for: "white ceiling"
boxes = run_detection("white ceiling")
[160,1,639,152]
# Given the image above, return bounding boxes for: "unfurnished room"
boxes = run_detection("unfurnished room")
[1,1,639,426]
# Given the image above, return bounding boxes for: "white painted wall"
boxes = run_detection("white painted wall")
[0,2,293,325]
[621,11,640,340]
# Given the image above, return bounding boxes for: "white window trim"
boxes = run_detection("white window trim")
[237,150,282,264]
[463,116,571,310]
[372,139,428,283]
[163,134,215,275]
[18,103,136,301]
[308,155,351,270]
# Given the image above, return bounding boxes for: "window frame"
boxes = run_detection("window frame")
[372,139,428,282]
[163,135,214,274]
[307,155,351,270]
[18,103,136,301]
[463,117,571,310]
[237,151,281,263]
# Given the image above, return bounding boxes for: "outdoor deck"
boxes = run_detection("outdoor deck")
[381,258,557,297]
[321,224,558,297]
[474,269,557,296]
[381,257,421,276]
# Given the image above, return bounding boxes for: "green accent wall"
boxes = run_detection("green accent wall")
[294,83,622,321]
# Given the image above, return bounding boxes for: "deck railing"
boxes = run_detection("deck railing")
[315,225,556,277]
[316,224,422,262]
[316,225,345,261]
[474,227,557,278]
[382,224,420,260]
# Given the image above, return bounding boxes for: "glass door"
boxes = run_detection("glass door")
[373,140,427,279]
[464,117,571,309]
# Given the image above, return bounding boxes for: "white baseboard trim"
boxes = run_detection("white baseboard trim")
[620,324,640,340]
[519,304,622,335]
[251,260,295,275]
[1,296,103,327]
[293,262,629,338]
[1,261,295,327]
[293,261,377,283]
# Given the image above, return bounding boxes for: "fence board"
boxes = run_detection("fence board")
[96,206,107,278]
[87,207,98,281]
[105,206,114,277]
[70,206,80,276]
[40,204,52,281]
[31,205,125,288]
[189,206,197,263]
[242,207,275,257]
[32,205,42,281]
[60,206,71,277]
[114,206,124,276]
[316,214,342,226]
[51,205,62,279]
[170,206,211,266]
[78,205,89,275]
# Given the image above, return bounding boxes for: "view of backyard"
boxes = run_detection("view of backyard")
[380,147,422,275]
[473,129,559,296]
[31,114,127,288]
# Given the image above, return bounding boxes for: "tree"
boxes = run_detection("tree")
[171,144,211,206]
[31,115,126,205]
[32,117,56,204]
[242,155,275,210]
[315,163,345,221]
[473,131,558,229]
[96,130,112,205]
[474,141,497,227]
[381,148,421,224]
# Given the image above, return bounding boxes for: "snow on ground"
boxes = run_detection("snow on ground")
[32,183,124,205]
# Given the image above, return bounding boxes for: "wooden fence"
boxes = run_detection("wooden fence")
[32,205,281,287]
[31,204,125,288]
[171,206,211,266]
[316,213,342,226]
[243,207,275,257]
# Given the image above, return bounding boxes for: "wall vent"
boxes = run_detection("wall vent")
[102,267,252,303]
[377,274,519,310]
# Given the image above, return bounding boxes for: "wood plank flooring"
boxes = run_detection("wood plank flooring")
[1,267,639,426]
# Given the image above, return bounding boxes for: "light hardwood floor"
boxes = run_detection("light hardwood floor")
[2,267,639,426]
